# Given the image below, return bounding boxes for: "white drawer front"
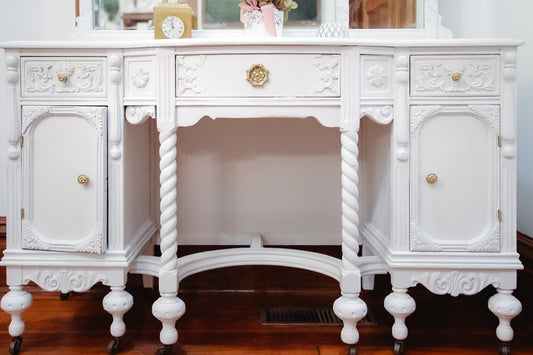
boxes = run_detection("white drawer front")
[176,54,340,98]
[410,55,500,97]
[21,57,107,97]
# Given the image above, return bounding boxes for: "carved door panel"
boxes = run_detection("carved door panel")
[21,106,107,253]
[409,105,500,252]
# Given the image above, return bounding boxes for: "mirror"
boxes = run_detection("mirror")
[90,0,421,31]
[72,0,451,39]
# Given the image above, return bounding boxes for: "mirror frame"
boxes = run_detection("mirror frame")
[70,0,452,40]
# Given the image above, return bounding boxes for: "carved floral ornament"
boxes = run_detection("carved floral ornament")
[24,60,104,94]
[130,68,150,89]
[367,65,387,88]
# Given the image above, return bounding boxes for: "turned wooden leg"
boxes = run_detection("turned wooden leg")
[384,288,416,354]
[1,286,33,355]
[153,128,186,352]
[333,130,367,348]
[488,289,522,355]
[103,286,133,354]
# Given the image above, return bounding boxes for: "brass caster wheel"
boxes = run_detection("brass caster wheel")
[393,340,404,355]
[9,336,22,355]
[500,342,511,355]
[108,337,122,354]
[60,292,70,301]
[157,344,172,355]
[347,344,357,355]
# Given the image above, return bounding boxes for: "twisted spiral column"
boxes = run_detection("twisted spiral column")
[340,130,361,273]
[153,128,186,347]
[159,129,178,279]
[333,130,366,346]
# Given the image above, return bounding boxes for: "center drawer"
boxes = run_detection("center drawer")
[176,54,341,98]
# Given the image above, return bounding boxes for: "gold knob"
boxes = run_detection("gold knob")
[77,174,89,186]
[57,74,68,83]
[451,73,462,82]
[246,64,269,87]
[426,173,438,184]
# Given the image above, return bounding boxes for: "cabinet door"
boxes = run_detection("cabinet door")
[21,106,107,253]
[410,105,500,252]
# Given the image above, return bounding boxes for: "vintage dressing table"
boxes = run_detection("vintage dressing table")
[1,0,523,354]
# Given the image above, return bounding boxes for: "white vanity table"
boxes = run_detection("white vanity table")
[0,1,523,355]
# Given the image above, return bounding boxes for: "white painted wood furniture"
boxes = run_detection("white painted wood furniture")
[0,1,523,355]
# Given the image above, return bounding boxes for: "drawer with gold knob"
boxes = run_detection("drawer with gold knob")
[410,55,500,97]
[21,57,107,98]
[176,54,341,98]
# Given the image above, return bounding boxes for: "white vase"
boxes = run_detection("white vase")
[243,8,284,37]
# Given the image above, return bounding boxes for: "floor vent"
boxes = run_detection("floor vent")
[260,307,377,326]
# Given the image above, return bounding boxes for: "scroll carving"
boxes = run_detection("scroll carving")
[412,57,499,96]
[411,271,499,296]
[125,105,156,125]
[361,105,393,124]
[24,269,108,293]
[24,60,104,94]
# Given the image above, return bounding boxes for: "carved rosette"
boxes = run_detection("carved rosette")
[411,271,499,297]
[176,55,207,95]
[24,269,108,293]
[313,55,340,95]
[367,65,387,88]
[130,68,150,89]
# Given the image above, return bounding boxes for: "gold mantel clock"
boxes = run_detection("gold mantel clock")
[154,0,192,39]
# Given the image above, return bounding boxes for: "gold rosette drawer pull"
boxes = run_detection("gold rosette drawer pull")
[247,64,269,87]
[426,173,438,184]
[77,174,90,186]
[451,72,462,82]
[57,74,68,83]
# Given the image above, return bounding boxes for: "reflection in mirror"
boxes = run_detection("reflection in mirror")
[93,0,321,31]
[349,0,421,29]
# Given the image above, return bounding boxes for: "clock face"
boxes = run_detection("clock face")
[162,16,185,39]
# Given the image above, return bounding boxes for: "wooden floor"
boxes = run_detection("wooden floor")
[0,262,532,355]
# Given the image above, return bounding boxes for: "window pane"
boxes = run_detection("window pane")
[204,0,241,29]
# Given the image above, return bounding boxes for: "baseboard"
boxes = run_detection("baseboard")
[516,231,533,333]
[0,216,5,238]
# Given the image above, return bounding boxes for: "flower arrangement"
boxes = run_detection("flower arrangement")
[239,0,298,21]
[239,0,298,36]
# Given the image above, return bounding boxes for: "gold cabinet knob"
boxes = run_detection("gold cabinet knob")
[426,173,438,184]
[57,74,68,83]
[451,73,462,82]
[77,174,89,186]
[246,64,269,87]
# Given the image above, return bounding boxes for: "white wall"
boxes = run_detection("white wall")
[439,0,533,237]
[1,1,532,241]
